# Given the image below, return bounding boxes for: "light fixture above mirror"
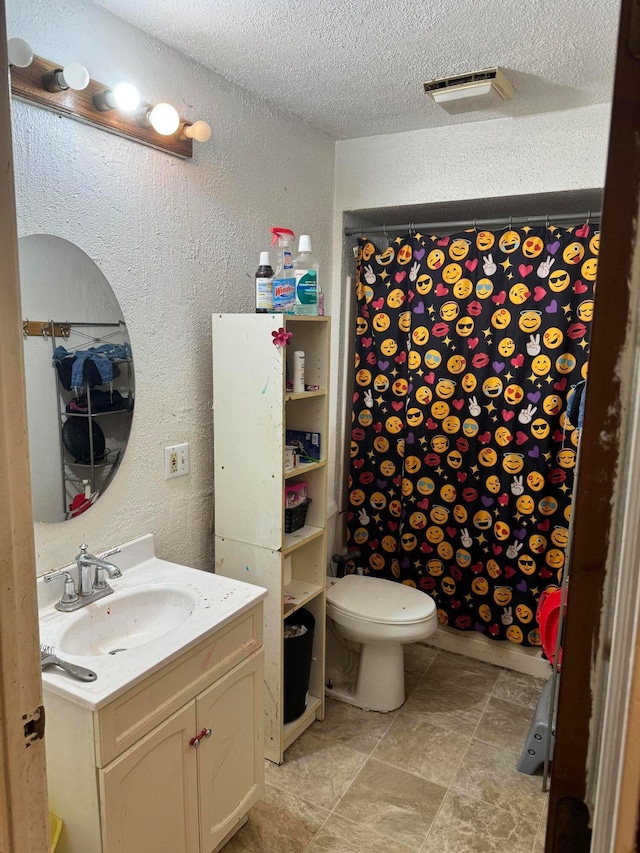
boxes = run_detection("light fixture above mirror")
[8,44,211,159]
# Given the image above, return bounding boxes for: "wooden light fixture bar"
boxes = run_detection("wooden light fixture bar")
[10,55,193,159]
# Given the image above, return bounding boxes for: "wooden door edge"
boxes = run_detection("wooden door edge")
[0,3,50,851]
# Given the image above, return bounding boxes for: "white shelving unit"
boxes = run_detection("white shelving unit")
[212,313,330,764]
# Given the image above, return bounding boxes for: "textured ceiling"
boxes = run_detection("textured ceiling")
[92,0,621,139]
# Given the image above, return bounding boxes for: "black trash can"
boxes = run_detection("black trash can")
[283,608,315,724]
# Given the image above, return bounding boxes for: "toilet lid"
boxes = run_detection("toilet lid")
[327,574,436,625]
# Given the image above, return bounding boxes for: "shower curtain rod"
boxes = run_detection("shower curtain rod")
[344,211,601,237]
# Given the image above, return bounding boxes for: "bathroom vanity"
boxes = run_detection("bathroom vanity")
[38,535,267,853]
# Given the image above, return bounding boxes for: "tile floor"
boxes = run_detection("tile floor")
[224,646,550,853]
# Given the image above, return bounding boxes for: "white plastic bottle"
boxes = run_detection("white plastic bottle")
[293,235,318,315]
[292,351,305,393]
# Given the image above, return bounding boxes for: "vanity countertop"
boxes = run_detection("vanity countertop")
[38,534,267,710]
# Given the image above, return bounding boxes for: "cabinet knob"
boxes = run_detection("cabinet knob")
[189,728,212,748]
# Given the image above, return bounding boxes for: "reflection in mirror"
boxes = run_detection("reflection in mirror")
[19,235,134,523]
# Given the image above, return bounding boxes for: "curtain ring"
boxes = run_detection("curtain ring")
[586,210,591,226]
[383,224,389,243]
[473,218,478,233]
[545,213,550,230]
[508,215,513,230]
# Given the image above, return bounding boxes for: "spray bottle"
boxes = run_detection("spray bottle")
[270,227,296,314]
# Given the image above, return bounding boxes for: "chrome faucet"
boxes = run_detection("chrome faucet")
[44,544,122,612]
[76,544,122,593]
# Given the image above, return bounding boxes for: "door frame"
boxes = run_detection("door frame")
[0,3,50,850]
[4,0,640,848]
[546,0,640,847]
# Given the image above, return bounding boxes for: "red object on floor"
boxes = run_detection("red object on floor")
[537,588,564,669]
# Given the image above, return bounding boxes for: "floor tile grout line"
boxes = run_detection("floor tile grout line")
[282,651,545,853]
[300,809,333,853]
[305,708,400,758]
[419,685,496,848]
[363,748,451,789]
[532,796,550,852]
[314,807,424,852]
[300,757,421,853]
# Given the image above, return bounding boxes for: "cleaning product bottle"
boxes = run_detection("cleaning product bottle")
[270,227,296,314]
[293,235,318,315]
[255,251,274,313]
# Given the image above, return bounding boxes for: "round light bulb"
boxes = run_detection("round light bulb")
[113,82,140,112]
[60,62,90,91]
[148,103,180,136]
[185,120,211,143]
[8,37,33,68]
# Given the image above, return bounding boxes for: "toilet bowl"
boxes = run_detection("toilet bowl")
[325,574,437,712]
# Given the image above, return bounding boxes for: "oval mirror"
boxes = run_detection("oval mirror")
[19,235,134,523]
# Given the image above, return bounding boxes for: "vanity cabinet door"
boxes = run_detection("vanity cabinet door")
[99,702,199,853]
[196,651,264,852]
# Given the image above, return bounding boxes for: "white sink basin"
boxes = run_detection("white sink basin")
[56,585,199,656]
[37,534,267,709]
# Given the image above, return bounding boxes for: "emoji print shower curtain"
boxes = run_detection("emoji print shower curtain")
[347,225,596,645]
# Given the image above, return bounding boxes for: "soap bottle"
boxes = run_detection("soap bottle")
[255,251,274,313]
[270,227,296,314]
[293,235,318,315]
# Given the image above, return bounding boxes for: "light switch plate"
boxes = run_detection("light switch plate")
[165,443,190,479]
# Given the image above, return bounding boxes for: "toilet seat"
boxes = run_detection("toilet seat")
[326,574,436,625]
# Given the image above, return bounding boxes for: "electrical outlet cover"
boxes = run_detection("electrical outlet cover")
[165,443,190,479]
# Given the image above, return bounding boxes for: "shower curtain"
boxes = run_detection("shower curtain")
[347,224,596,645]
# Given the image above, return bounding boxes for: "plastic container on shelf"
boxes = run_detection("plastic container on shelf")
[283,608,316,723]
[293,235,318,315]
[284,498,311,533]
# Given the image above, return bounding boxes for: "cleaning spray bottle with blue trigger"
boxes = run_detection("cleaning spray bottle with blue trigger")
[270,227,296,314]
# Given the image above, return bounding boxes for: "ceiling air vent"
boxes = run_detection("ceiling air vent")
[423,67,515,115]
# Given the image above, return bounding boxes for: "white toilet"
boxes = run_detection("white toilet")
[325,574,437,712]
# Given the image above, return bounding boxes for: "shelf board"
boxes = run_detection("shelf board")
[285,389,326,401]
[282,695,323,752]
[283,579,324,617]
[283,525,324,555]
[64,460,116,469]
[284,460,326,480]
[284,316,330,323]
[61,410,130,418]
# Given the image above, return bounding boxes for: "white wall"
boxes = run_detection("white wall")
[8,0,335,573]
[327,104,612,514]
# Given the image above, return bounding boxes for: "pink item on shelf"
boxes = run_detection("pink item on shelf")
[285,481,307,508]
